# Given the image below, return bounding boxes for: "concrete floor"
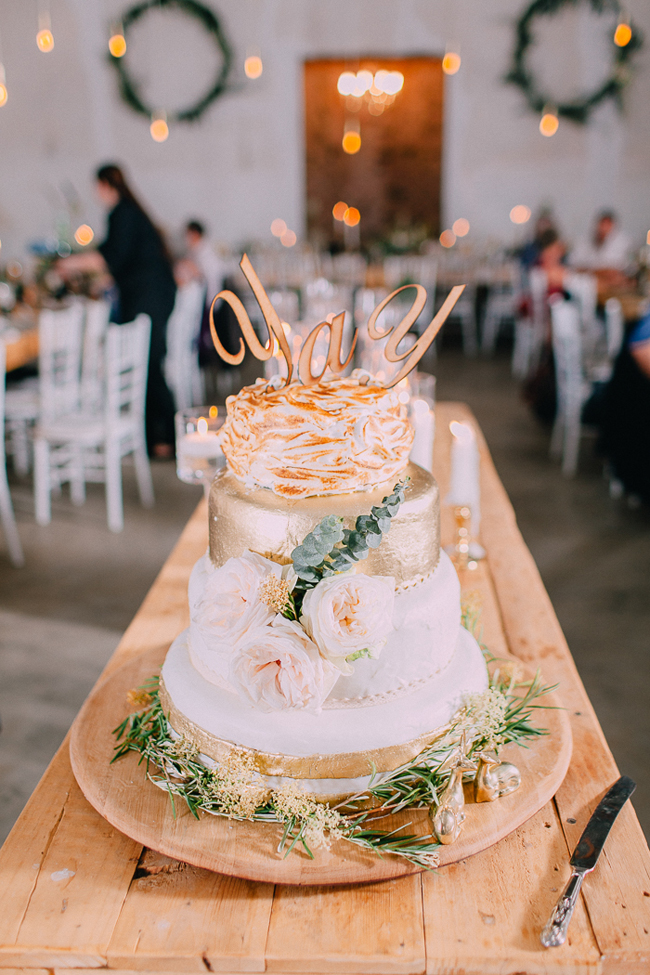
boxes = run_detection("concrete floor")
[1,346,648,845]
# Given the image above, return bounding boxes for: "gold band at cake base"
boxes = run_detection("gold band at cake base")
[159,677,449,780]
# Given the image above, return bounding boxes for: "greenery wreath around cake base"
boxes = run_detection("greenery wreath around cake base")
[113,599,554,870]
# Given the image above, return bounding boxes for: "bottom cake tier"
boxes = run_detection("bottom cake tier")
[160,626,488,798]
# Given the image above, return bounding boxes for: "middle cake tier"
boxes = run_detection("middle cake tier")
[208,461,440,590]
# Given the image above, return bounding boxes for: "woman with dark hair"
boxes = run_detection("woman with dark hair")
[58,164,177,457]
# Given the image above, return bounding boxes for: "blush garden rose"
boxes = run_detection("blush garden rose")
[230,616,339,712]
[300,573,395,674]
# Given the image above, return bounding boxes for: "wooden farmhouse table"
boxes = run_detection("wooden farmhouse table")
[3,327,39,372]
[1,402,648,975]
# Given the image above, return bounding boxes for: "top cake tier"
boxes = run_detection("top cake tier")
[219,373,414,499]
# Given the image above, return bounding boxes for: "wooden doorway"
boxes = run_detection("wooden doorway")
[304,57,443,250]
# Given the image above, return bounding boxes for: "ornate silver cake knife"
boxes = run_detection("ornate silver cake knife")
[541,775,636,947]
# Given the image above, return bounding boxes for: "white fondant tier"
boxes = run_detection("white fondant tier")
[187,549,461,706]
[162,625,488,795]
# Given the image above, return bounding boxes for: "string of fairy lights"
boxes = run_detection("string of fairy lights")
[0,3,643,255]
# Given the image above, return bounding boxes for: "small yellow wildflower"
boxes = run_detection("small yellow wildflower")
[258,574,292,614]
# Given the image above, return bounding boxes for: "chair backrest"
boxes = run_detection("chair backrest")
[81,298,111,413]
[604,297,624,359]
[105,315,151,430]
[565,272,598,333]
[38,303,85,419]
[164,281,205,411]
[550,299,583,412]
[529,267,548,326]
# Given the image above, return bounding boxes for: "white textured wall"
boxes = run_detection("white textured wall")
[0,0,649,260]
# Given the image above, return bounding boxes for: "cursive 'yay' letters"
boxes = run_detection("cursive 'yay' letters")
[209,254,465,389]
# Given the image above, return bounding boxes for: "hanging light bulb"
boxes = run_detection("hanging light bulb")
[244,54,263,79]
[36,2,54,52]
[150,112,169,142]
[442,51,461,75]
[108,24,127,58]
[342,118,361,154]
[0,64,7,107]
[614,20,632,46]
[74,225,94,247]
[539,106,559,137]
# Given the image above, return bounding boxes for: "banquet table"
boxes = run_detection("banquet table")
[0,402,648,975]
[2,326,39,372]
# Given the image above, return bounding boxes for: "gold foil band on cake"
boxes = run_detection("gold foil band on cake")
[159,676,449,780]
[208,462,441,589]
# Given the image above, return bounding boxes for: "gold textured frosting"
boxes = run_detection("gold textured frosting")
[208,462,440,589]
[219,374,414,499]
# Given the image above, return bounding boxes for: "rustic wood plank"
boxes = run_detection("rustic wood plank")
[265,874,425,974]
[0,746,140,968]
[107,851,273,972]
[442,399,650,971]
[4,328,38,372]
[0,504,208,969]
[422,805,600,974]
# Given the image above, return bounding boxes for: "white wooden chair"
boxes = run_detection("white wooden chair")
[605,297,625,361]
[80,298,111,413]
[4,303,85,475]
[481,263,522,355]
[164,281,205,411]
[0,342,25,566]
[34,315,154,533]
[512,267,548,379]
[550,299,593,477]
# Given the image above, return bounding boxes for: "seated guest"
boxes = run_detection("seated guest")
[570,211,631,283]
[181,220,225,307]
[598,310,650,505]
[519,209,558,269]
[537,228,569,295]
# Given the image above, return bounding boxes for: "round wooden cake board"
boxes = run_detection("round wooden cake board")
[70,644,572,886]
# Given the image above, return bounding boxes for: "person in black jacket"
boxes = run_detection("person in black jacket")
[58,164,177,457]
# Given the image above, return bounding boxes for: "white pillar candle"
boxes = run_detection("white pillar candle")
[447,420,481,536]
[409,398,435,472]
[178,431,224,459]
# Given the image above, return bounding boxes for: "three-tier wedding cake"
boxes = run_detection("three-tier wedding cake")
[160,371,488,800]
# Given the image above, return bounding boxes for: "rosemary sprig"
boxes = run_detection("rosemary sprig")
[111,628,554,869]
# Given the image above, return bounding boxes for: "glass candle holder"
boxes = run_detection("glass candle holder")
[408,372,436,472]
[175,406,225,487]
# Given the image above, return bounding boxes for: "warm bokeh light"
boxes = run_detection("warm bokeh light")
[0,84,7,108]
[356,69,373,93]
[452,218,470,237]
[74,224,94,247]
[244,55,263,79]
[337,72,357,95]
[343,207,360,227]
[510,205,532,224]
[442,52,461,75]
[197,417,208,435]
[281,229,297,247]
[646,230,650,246]
[209,405,218,418]
[539,112,559,136]
[150,117,169,142]
[271,218,287,237]
[614,22,632,46]
[374,70,404,94]
[7,261,23,278]
[36,29,54,52]
[108,33,127,57]
[342,130,361,154]
[332,201,348,221]
[439,229,456,248]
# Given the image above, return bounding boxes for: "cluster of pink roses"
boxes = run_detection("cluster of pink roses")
[193,551,395,712]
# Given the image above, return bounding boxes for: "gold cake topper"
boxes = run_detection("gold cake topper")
[209,254,465,388]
